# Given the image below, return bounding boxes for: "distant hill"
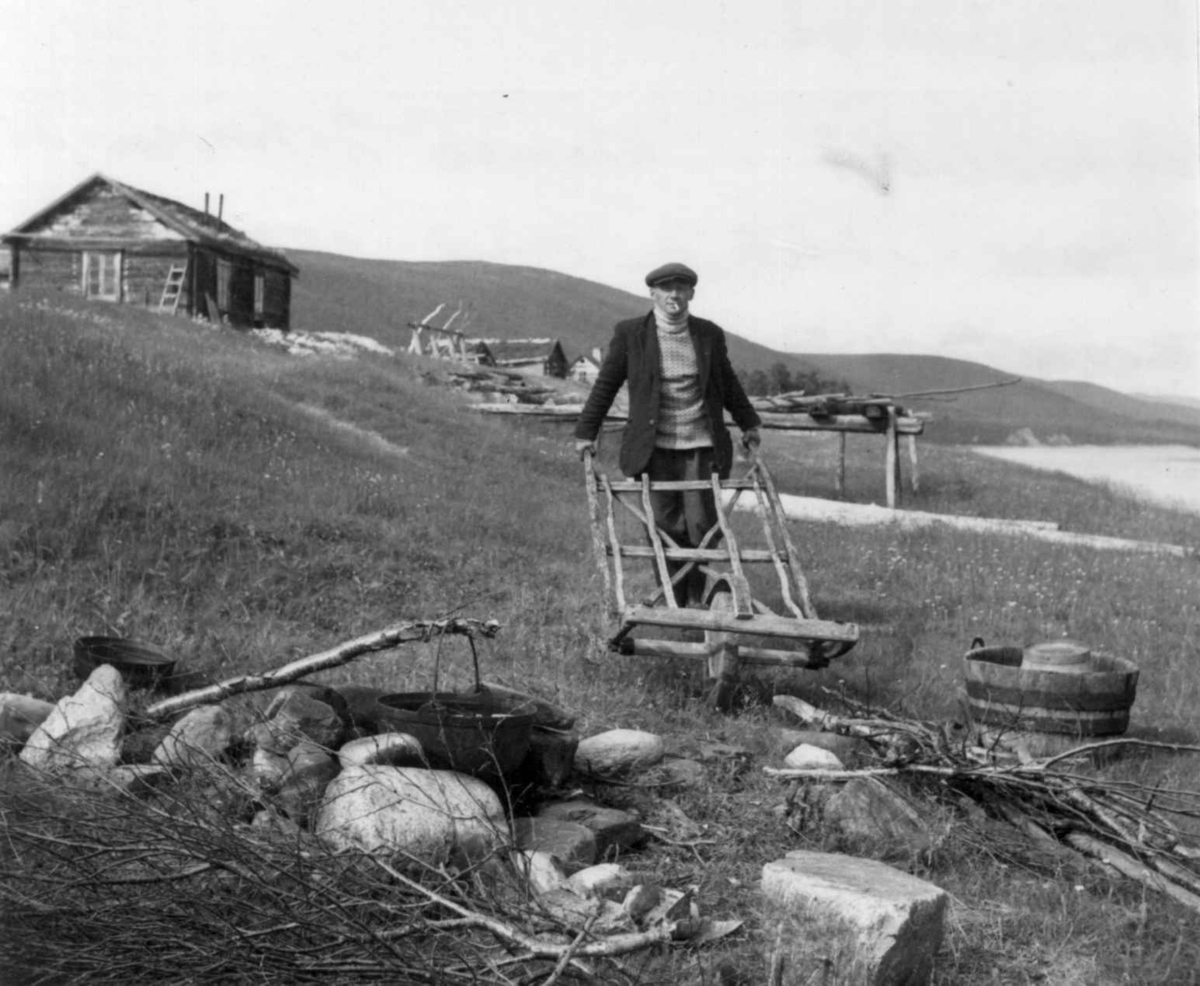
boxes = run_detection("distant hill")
[288,249,819,377]
[288,249,1200,447]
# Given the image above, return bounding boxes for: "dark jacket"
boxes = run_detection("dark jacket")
[575,311,762,477]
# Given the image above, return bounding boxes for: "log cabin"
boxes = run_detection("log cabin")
[474,338,568,378]
[2,173,298,329]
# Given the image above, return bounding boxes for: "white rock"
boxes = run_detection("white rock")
[761,850,947,985]
[569,862,635,898]
[574,729,664,777]
[20,665,126,772]
[783,743,845,770]
[153,705,234,769]
[513,850,569,895]
[0,693,55,749]
[337,732,425,768]
[315,765,508,866]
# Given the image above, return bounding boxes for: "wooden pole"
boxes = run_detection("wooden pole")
[906,434,920,493]
[144,619,500,720]
[885,408,898,508]
[836,432,846,498]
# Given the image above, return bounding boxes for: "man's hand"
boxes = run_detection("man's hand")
[576,439,598,460]
[741,428,762,451]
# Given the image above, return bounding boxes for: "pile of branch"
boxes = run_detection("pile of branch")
[0,765,671,984]
[446,367,561,405]
[766,692,1200,912]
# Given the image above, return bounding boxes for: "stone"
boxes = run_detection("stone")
[250,747,291,791]
[153,705,234,769]
[512,850,569,895]
[774,729,873,767]
[266,683,350,730]
[512,817,597,873]
[315,765,508,867]
[537,800,644,857]
[248,690,344,755]
[649,757,705,789]
[20,665,126,772]
[120,723,174,764]
[523,727,580,787]
[783,743,845,770]
[276,740,340,824]
[824,777,934,856]
[622,883,663,923]
[574,729,664,777]
[0,693,55,750]
[337,732,425,768]
[567,862,637,899]
[761,850,947,986]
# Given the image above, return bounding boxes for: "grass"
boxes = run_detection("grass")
[2,291,1200,983]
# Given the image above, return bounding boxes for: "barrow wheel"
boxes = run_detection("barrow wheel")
[704,578,740,712]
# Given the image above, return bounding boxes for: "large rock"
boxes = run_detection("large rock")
[337,732,425,769]
[0,693,55,750]
[20,665,126,772]
[152,705,234,769]
[315,765,508,866]
[574,729,664,777]
[783,743,845,771]
[761,850,947,985]
[774,729,873,767]
[824,777,934,856]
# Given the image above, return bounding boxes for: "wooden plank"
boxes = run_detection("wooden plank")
[582,453,614,611]
[836,432,846,498]
[622,605,858,642]
[640,474,679,608]
[615,545,770,562]
[907,434,920,492]
[755,458,817,619]
[471,404,926,434]
[619,638,826,669]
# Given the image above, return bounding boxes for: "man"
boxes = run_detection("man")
[574,262,762,606]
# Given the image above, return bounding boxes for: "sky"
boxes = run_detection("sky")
[3,0,1198,399]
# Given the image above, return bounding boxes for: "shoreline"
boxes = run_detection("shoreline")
[970,444,1200,517]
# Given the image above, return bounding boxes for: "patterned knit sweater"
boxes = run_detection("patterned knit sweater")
[654,311,711,449]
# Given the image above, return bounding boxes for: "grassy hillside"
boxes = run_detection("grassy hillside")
[289,249,1200,447]
[289,249,854,384]
[3,292,1200,983]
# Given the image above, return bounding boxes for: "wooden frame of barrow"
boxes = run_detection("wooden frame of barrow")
[583,451,859,708]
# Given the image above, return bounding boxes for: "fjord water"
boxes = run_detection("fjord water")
[972,445,1200,515]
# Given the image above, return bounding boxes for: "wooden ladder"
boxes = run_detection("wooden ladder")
[159,264,187,313]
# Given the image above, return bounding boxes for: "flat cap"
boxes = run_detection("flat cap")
[645,262,698,287]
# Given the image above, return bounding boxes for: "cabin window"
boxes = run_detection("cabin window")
[217,260,232,311]
[82,251,121,301]
[254,273,264,317]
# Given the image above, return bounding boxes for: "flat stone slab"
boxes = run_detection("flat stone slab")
[537,800,644,857]
[512,817,597,873]
[761,850,947,985]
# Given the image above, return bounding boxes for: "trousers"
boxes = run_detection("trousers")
[640,446,721,607]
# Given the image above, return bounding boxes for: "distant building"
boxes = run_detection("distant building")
[569,346,605,383]
[473,338,568,378]
[1,173,298,329]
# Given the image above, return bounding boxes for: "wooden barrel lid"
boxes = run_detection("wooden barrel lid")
[1022,640,1092,673]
